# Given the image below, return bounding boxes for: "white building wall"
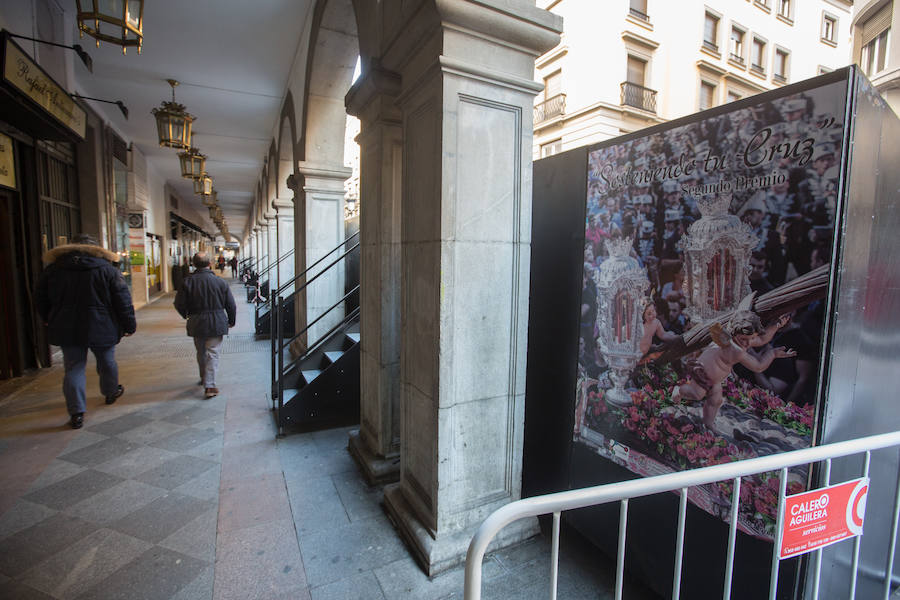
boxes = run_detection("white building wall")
[534,0,853,158]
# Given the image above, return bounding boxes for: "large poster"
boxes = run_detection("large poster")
[574,81,846,539]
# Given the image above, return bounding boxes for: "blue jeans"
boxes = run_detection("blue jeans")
[61,345,119,416]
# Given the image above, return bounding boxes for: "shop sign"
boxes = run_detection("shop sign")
[779,477,868,559]
[0,132,14,189]
[2,36,86,140]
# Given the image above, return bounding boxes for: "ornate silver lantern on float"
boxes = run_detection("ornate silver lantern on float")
[595,237,650,407]
[682,193,756,324]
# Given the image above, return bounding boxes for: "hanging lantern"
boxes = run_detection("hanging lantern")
[595,237,649,407]
[76,0,143,54]
[193,172,213,196]
[200,188,217,208]
[208,205,218,220]
[682,193,756,324]
[152,79,194,149]
[178,147,206,180]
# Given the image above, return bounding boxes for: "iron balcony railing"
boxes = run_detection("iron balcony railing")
[628,7,650,21]
[464,430,900,600]
[730,52,746,65]
[702,40,719,53]
[620,82,657,113]
[534,93,566,124]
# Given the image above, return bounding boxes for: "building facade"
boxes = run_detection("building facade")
[851,0,898,113]
[534,0,853,158]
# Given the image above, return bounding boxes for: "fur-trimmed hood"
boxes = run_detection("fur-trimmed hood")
[43,243,119,265]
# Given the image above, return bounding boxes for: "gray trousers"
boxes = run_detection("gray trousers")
[193,336,223,387]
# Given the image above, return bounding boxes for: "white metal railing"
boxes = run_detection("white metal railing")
[464,430,900,600]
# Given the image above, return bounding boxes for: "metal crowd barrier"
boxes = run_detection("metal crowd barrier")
[464,430,900,600]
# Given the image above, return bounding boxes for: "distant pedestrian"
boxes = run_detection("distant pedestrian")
[174,252,237,398]
[229,255,238,278]
[217,254,226,273]
[35,234,136,429]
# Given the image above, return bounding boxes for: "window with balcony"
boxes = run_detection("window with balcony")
[862,29,890,76]
[704,12,720,52]
[777,0,793,23]
[751,37,767,74]
[699,80,717,110]
[730,26,746,65]
[535,70,566,124]
[629,0,650,22]
[822,14,837,45]
[621,55,657,112]
[754,0,770,12]
[774,47,790,82]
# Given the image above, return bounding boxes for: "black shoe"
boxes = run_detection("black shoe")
[70,413,84,429]
[106,384,124,405]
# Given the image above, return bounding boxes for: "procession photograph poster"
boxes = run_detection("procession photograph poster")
[574,80,846,539]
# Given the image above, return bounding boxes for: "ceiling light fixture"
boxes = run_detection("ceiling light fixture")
[178,147,206,180]
[152,79,194,149]
[193,172,213,197]
[75,0,144,54]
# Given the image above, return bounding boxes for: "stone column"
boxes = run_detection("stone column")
[266,213,278,290]
[380,0,561,576]
[345,67,403,484]
[274,198,295,297]
[296,162,351,343]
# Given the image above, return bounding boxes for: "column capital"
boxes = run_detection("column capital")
[345,66,402,122]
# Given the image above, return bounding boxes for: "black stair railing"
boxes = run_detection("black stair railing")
[254,248,295,323]
[270,231,361,434]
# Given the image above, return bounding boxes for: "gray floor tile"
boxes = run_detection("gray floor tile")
[91,444,181,478]
[0,513,99,576]
[23,469,124,511]
[184,436,224,463]
[285,474,350,537]
[332,471,384,522]
[65,480,167,525]
[0,500,57,541]
[60,431,108,455]
[0,577,56,600]
[133,454,218,490]
[75,546,208,600]
[57,437,140,468]
[19,528,151,599]
[108,492,213,543]
[298,512,408,588]
[169,564,213,600]
[374,554,506,600]
[163,406,223,427]
[310,571,386,600]
[149,426,218,452]
[158,507,218,562]
[116,419,187,445]
[26,459,87,492]
[172,462,221,501]
[86,412,153,437]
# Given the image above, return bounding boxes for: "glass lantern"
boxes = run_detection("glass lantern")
[682,193,757,324]
[76,0,143,54]
[178,147,206,180]
[194,173,213,197]
[152,80,194,149]
[596,237,650,407]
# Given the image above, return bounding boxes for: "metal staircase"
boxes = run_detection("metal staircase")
[270,231,360,435]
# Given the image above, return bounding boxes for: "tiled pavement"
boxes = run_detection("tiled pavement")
[0,277,660,600]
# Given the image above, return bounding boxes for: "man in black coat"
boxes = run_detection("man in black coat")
[35,234,136,429]
[174,252,237,398]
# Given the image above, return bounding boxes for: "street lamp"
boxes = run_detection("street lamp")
[152,79,193,149]
[75,0,143,54]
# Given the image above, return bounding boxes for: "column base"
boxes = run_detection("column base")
[348,430,400,485]
[383,483,539,577]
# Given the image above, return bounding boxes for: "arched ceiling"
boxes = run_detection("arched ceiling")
[62,0,315,236]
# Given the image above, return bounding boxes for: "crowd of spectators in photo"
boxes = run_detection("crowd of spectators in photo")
[580,91,844,407]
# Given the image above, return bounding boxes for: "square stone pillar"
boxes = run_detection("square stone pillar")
[380,0,562,576]
[274,199,295,296]
[297,162,351,344]
[345,67,403,484]
[266,215,278,289]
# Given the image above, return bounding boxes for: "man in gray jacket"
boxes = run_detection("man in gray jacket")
[174,252,237,398]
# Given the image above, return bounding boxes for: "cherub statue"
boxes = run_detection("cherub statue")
[671,310,796,430]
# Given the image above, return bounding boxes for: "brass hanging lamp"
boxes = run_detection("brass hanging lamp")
[152,79,194,149]
[178,147,206,180]
[76,0,144,54]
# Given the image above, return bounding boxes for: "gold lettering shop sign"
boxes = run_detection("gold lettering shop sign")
[0,133,15,189]
[3,37,86,140]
